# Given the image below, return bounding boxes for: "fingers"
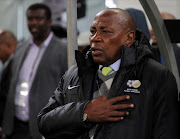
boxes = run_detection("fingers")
[107,117,124,122]
[110,110,130,117]
[85,94,134,123]
[108,95,131,105]
[111,103,134,110]
[105,111,130,122]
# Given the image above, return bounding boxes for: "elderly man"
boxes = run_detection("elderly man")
[37,8,180,139]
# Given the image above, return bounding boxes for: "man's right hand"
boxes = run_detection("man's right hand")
[84,94,134,122]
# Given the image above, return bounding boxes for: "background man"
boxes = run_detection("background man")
[1,3,67,139]
[38,8,180,138]
[149,12,180,72]
[0,30,17,137]
[0,30,17,65]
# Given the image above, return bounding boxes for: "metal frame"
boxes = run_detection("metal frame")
[139,0,180,99]
[66,0,77,68]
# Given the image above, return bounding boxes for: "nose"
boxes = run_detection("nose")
[90,31,102,43]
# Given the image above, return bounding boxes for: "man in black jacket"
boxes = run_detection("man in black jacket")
[37,8,180,139]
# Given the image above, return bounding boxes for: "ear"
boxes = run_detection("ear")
[125,31,135,47]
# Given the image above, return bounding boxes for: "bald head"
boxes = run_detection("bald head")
[95,8,136,33]
[0,30,17,45]
[161,12,176,20]
[0,30,17,63]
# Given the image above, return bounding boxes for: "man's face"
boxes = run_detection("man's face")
[27,9,51,41]
[90,12,128,66]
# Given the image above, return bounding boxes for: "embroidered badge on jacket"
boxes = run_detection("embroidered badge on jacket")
[124,80,141,93]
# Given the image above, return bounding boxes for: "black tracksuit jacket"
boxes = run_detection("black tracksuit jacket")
[37,30,180,139]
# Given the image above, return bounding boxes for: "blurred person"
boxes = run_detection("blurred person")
[37,8,180,139]
[0,30,17,64]
[0,30,17,137]
[1,3,67,139]
[149,12,180,74]
[149,12,176,46]
[0,30,17,79]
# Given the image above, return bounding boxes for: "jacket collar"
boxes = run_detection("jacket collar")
[75,29,153,71]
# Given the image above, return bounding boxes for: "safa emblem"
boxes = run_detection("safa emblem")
[127,80,141,88]
[125,80,141,94]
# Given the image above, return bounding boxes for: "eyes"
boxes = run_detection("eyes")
[90,28,112,35]
[27,16,46,22]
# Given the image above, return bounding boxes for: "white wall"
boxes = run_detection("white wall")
[0,0,42,41]
[0,1,18,37]
[113,0,179,28]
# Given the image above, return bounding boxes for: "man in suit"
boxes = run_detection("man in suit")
[0,30,17,79]
[0,30,17,66]
[1,3,67,139]
[0,30,17,137]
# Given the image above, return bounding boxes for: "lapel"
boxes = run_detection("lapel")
[14,40,31,81]
[0,55,13,94]
[3,40,31,117]
[32,35,56,81]
[1,55,13,80]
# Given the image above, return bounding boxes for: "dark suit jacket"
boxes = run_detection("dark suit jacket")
[0,56,13,126]
[2,34,68,139]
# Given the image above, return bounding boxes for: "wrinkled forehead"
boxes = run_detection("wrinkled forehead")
[91,11,119,27]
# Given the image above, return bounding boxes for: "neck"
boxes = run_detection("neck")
[34,40,43,46]
[33,31,50,46]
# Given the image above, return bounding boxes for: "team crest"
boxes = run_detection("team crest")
[124,80,141,93]
[127,80,141,88]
